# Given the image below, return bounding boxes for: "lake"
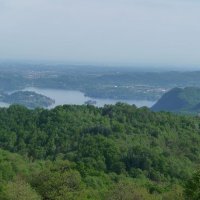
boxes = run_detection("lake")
[0,102,10,108]
[0,87,156,108]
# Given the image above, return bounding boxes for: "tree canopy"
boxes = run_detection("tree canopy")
[0,103,199,199]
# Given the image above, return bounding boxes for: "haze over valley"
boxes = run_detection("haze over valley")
[1,0,200,199]
[1,63,200,112]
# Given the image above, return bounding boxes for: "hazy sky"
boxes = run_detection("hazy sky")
[0,0,200,66]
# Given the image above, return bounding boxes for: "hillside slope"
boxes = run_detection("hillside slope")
[0,104,199,199]
[152,87,200,113]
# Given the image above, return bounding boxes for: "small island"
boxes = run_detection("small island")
[0,91,55,109]
[84,100,97,105]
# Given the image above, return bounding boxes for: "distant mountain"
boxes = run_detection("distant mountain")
[151,87,200,114]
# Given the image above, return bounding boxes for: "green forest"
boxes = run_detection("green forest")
[152,87,200,114]
[0,103,200,199]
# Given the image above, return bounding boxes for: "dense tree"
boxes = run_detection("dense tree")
[105,181,156,200]
[3,177,41,200]
[184,170,200,200]
[31,160,83,200]
[0,104,199,199]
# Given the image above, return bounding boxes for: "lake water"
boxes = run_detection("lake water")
[0,102,10,108]
[0,87,156,108]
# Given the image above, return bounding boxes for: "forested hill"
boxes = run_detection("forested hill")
[0,103,200,199]
[152,87,200,114]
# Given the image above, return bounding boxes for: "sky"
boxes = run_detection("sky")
[0,0,200,67]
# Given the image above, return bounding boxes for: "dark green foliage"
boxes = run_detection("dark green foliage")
[0,104,200,199]
[184,170,200,200]
[0,104,199,180]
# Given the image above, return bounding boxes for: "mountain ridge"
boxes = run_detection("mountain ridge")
[152,87,200,114]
